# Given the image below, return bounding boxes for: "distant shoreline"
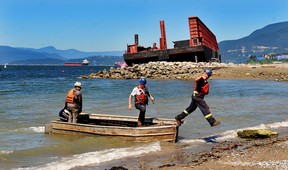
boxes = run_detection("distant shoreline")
[0,64,114,66]
[81,62,288,82]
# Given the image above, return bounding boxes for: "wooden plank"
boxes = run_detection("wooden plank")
[51,121,176,137]
[51,129,177,142]
[47,113,179,142]
[85,113,177,125]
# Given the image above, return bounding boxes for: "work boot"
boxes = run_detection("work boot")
[175,117,184,126]
[137,121,142,127]
[211,121,221,127]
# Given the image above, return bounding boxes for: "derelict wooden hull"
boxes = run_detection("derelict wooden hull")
[45,113,179,142]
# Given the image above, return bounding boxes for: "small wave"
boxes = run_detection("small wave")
[180,120,288,144]
[15,141,161,170]
[266,120,288,129]
[28,126,45,133]
[0,150,14,154]
[10,126,45,133]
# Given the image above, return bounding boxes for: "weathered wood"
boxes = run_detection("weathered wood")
[46,113,179,142]
[86,113,177,125]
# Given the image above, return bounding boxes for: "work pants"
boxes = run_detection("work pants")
[67,107,80,123]
[176,95,216,126]
[135,104,146,125]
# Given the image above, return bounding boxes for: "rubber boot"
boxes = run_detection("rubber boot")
[206,116,221,127]
[137,120,142,127]
[175,112,187,126]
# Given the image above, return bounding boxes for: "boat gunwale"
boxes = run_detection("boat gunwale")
[46,113,179,142]
[50,120,177,130]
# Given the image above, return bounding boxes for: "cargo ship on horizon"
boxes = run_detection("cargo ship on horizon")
[64,59,89,66]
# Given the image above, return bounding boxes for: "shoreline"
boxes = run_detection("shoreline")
[81,62,288,82]
[71,128,288,170]
[96,133,288,170]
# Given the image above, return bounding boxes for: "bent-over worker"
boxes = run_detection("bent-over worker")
[65,82,83,123]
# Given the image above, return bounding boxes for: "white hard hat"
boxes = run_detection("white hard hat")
[74,82,82,88]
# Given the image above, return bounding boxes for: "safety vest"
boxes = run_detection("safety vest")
[65,89,75,103]
[135,87,148,105]
[194,80,209,96]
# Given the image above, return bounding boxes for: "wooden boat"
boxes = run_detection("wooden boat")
[45,113,179,142]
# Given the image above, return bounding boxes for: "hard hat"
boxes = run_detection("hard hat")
[139,77,147,85]
[204,69,212,77]
[74,82,82,88]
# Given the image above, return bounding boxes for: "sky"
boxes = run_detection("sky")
[0,0,287,52]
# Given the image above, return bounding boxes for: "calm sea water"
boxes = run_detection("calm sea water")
[0,65,287,170]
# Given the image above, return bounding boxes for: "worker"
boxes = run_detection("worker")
[128,77,155,126]
[175,69,221,127]
[65,82,83,123]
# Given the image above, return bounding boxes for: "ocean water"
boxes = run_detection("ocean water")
[0,65,287,170]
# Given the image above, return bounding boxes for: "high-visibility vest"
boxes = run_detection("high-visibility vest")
[65,89,75,103]
[135,87,148,104]
[194,80,209,96]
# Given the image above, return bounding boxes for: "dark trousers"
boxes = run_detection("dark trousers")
[187,96,210,115]
[135,104,146,124]
[176,95,216,126]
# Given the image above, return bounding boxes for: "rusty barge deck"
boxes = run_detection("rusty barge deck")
[124,16,221,66]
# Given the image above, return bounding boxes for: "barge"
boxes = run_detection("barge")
[45,113,179,142]
[124,16,221,66]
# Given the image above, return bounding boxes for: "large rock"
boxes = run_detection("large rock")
[237,129,278,138]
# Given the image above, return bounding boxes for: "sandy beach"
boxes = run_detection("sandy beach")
[211,64,288,82]
[82,64,288,170]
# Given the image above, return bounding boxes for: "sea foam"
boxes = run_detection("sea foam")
[15,141,161,170]
[179,120,288,144]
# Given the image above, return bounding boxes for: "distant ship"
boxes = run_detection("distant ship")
[64,59,89,66]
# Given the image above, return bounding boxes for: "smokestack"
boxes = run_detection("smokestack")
[134,34,139,45]
[160,20,167,50]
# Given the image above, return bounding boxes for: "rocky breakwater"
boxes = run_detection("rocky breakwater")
[81,62,288,81]
[81,61,224,80]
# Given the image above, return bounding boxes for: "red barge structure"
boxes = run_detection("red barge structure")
[124,16,221,66]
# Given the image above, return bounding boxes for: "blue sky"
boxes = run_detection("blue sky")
[0,0,287,52]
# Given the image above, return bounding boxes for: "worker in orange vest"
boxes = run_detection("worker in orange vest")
[65,82,83,123]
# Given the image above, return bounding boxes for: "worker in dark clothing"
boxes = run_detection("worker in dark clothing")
[65,82,83,123]
[175,69,221,127]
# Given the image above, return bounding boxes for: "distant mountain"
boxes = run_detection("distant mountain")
[219,21,288,63]
[10,58,65,65]
[0,45,124,65]
[19,46,124,59]
[66,55,124,66]
[0,46,64,64]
